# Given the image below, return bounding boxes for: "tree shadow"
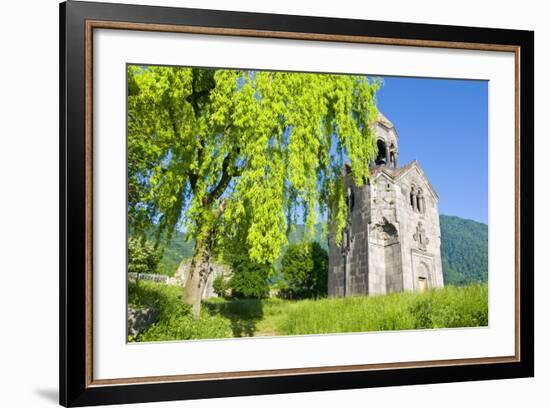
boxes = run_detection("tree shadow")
[204,298,264,337]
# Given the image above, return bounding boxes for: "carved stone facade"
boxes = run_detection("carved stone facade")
[328,113,444,296]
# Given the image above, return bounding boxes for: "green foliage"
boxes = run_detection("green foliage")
[128,279,189,318]
[280,242,328,299]
[280,284,488,335]
[127,237,162,274]
[212,274,230,298]
[139,314,232,342]
[151,216,488,293]
[128,281,232,341]
[127,65,380,267]
[288,224,327,248]
[130,282,487,341]
[440,215,488,285]
[150,222,327,278]
[152,229,194,276]
[228,255,272,299]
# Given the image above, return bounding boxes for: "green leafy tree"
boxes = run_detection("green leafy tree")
[127,65,380,316]
[228,255,272,299]
[128,237,162,274]
[212,274,229,298]
[281,242,328,299]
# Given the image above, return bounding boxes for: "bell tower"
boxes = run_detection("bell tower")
[372,112,399,168]
[328,111,444,297]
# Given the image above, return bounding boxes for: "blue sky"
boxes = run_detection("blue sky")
[375,76,488,224]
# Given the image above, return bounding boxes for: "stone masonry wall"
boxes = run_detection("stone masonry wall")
[394,168,444,292]
[328,163,444,297]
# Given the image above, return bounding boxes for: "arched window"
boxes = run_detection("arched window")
[375,139,387,165]
[410,186,417,211]
[410,186,426,213]
[347,186,355,213]
[417,188,423,213]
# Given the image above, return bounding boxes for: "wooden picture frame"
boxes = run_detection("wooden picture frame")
[60,1,534,406]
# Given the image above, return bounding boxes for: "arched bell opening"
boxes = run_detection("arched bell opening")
[375,139,388,166]
[389,143,398,168]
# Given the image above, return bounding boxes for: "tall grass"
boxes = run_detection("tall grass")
[128,282,488,341]
[280,284,488,335]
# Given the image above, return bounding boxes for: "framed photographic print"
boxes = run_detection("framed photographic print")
[59,0,534,406]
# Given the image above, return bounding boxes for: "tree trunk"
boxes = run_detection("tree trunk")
[183,235,211,318]
[183,197,226,318]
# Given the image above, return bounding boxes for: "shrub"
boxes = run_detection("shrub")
[212,274,230,298]
[280,242,328,299]
[139,314,233,341]
[128,236,162,274]
[128,281,233,341]
[229,256,272,299]
[128,279,186,318]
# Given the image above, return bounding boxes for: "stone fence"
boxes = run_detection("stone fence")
[128,272,168,284]
[127,261,233,300]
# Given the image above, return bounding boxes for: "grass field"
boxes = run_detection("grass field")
[128,281,488,342]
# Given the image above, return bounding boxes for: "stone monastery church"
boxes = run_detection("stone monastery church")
[328,112,444,297]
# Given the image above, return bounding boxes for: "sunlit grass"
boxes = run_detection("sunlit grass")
[129,281,488,341]
[279,284,488,335]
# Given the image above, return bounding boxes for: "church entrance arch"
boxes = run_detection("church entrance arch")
[417,262,430,291]
[371,219,403,293]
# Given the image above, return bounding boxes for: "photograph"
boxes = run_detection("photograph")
[126,65,489,342]
[54,1,534,405]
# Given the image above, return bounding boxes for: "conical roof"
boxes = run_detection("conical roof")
[375,111,394,129]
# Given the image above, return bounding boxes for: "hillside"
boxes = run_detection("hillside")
[155,230,194,276]
[439,215,488,285]
[154,215,488,286]
[155,224,327,276]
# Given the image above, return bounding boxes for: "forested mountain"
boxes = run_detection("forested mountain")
[153,224,326,276]
[153,215,488,286]
[154,230,193,276]
[439,215,488,285]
